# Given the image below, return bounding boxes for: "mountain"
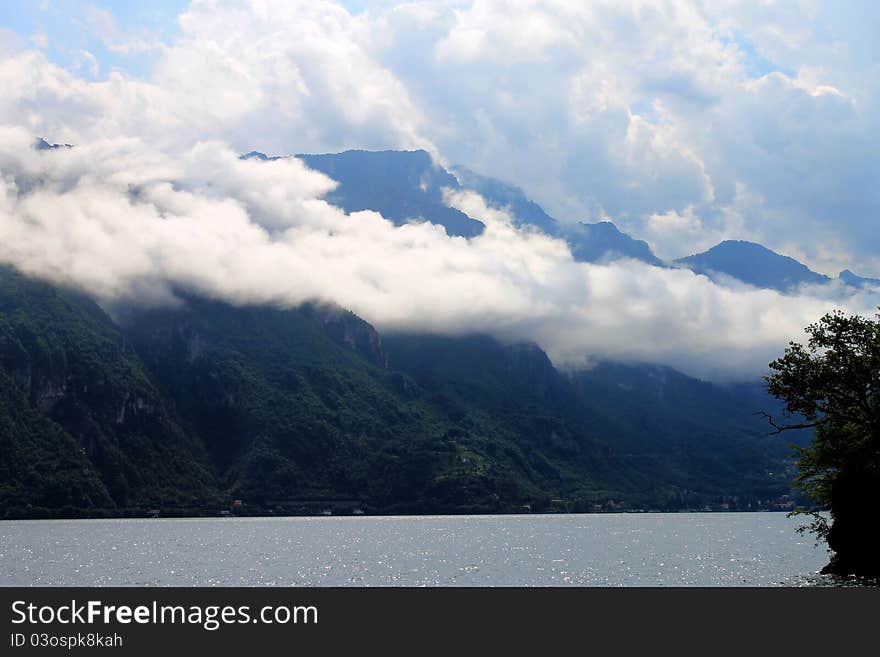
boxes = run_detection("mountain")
[565,222,664,266]
[290,149,875,288]
[675,240,832,292]
[0,266,639,516]
[34,137,73,151]
[382,334,800,509]
[450,165,559,235]
[119,298,625,514]
[0,266,802,517]
[257,149,662,265]
[296,150,485,238]
[452,165,662,264]
[570,362,804,503]
[0,367,114,515]
[0,267,218,517]
[839,269,880,289]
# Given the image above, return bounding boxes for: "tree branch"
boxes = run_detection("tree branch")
[755,411,820,436]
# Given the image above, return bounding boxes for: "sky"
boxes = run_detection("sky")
[0,0,878,379]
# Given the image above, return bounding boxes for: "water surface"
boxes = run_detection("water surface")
[0,512,831,586]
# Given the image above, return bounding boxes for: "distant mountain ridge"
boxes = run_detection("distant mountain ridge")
[675,240,833,293]
[450,165,560,235]
[278,149,876,289]
[245,148,665,266]
[49,143,880,293]
[839,269,880,289]
[566,221,664,266]
[297,150,485,238]
[450,165,663,265]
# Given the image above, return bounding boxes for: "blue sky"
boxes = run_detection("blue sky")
[1,1,186,76]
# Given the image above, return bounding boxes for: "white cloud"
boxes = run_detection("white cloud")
[1,0,878,381]
[0,28,24,56]
[1,127,876,381]
[76,5,164,55]
[0,2,433,156]
[366,0,880,272]
[152,0,433,155]
[71,49,100,78]
[11,0,877,272]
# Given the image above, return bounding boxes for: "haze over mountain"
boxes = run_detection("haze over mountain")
[292,148,870,294]
[5,130,878,381]
[296,150,485,238]
[249,148,665,267]
[7,1,880,273]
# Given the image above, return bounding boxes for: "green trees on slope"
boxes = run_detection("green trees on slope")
[0,265,804,518]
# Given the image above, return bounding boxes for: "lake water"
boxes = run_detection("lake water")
[0,512,834,586]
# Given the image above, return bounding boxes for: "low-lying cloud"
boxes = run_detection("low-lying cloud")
[1,126,876,381]
[1,2,878,381]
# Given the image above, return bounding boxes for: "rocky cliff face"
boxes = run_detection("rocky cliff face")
[0,267,218,510]
[306,305,388,369]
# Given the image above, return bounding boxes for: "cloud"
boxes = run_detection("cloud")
[0,2,432,156]
[75,5,164,55]
[366,0,880,273]
[1,1,879,381]
[1,127,876,382]
[30,32,49,50]
[8,1,878,273]
[0,28,24,56]
[71,49,100,78]
[152,0,433,155]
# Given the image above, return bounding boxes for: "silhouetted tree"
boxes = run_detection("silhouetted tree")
[765,309,880,577]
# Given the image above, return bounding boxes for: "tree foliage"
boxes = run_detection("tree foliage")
[766,309,880,576]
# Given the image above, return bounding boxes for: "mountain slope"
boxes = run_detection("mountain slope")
[839,269,880,289]
[450,165,559,235]
[117,299,650,513]
[384,334,799,510]
[0,367,113,516]
[0,267,803,517]
[566,222,664,266]
[297,150,485,238]
[0,267,218,513]
[570,362,801,504]
[291,149,663,265]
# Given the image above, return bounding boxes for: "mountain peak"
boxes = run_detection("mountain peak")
[707,240,777,254]
[240,148,664,264]
[566,221,664,266]
[450,165,559,235]
[240,150,273,161]
[34,137,73,151]
[676,240,830,292]
[839,268,880,289]
[295,149,484,238]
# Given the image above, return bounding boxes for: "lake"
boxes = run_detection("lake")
[0,512,834,586]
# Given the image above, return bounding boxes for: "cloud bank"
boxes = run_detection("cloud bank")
[1,0,879,380]
[2,125,877,381]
